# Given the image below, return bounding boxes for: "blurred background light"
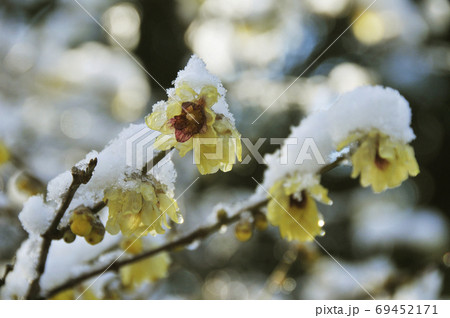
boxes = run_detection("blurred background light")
[103,2,141,50]
[60,108,92,139]
[328,62,376,93]
[352,11,386,45]
[305,0,350,17]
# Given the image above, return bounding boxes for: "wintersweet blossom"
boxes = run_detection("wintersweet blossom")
[267,174,331,242]
[339,130,419,193]
[194,114,242,175]
[103,178,181,237]
[146,83,242,174]
[119,238,171,288]
[147,83,219,149]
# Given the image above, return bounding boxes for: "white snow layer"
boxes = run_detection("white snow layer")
[19,195,55,235]
[1,235,42,299]
[328,86,415,144]
[168,55,235,124]
[80,123,176,198]
[263,85,415,189]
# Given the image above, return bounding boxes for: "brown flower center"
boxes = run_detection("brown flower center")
[169,99,207,142]
[289,190,308,209]
[373,137,390,171]
[374,150,390,171]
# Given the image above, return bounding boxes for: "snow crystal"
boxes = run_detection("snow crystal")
[19,195,55,235]
[328,86,415,145]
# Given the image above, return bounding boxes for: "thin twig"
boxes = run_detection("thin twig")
[25,158,98,299]
[142,149,172,175]
[319,155,347,175]
[91,200,107,214]
[45,199,268,298]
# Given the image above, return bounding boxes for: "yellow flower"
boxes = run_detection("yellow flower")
[120,236,143,254]
[340,130,419,193]
[50,288,98,300]
[193,115,242,174]
[0,140,10,166]
[267,175,330,242]
[146,83,242,174]
[104,179,181,237]
[119,238,171,288]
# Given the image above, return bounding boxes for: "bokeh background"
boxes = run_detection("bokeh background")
[0,0,449,299]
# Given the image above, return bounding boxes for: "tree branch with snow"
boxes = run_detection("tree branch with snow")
[0,56,421,300]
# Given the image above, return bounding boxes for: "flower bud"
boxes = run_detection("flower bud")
[216,208,228,223]
[235,220,253,242]
[63,229,76,243]
[85,221,105,245]
[253,212,268,231]
[69,206,94,237]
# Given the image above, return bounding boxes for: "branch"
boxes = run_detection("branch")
[0,263,14,288]
[45,199,267,298]
[44,155,347,298]
[142,148,173,175]
[319,155,347,175]
[25,158,98,300]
